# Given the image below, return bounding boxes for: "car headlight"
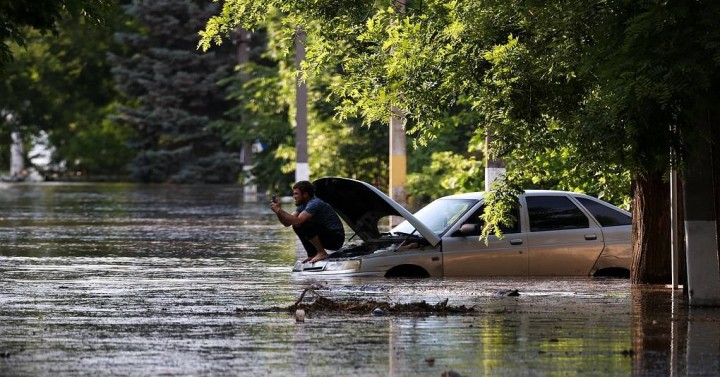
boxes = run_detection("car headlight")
[324,259,361,272]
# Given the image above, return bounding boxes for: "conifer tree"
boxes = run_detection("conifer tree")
[111,0,240,183]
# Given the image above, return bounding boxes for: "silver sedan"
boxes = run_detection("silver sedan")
[292,177,631,278]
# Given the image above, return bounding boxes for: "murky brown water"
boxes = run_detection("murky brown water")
[1,183,718,376]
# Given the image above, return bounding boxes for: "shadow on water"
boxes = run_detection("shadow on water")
[1,183,719,376]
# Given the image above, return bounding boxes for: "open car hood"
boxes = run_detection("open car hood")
[313,177,441,247]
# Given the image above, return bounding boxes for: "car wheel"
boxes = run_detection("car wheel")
[385,265,430,278]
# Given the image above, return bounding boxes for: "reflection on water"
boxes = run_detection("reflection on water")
[631,286,720,377]
[1,183,718,376]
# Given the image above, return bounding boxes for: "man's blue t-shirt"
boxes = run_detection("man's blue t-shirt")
[296,197,343,232]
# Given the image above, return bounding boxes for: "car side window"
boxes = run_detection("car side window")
[575,197,632,227]
[526,196,589,232]
[461,205,521,235]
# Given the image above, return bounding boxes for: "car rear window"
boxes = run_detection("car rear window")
[575,197,632,227]
[526,196,589,232]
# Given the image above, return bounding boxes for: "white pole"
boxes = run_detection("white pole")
[295,27,309,182]
[670,164,679,290]
[10,131,24,178]
[236,26,258,201]
[388,0,407,227]
[484,131,506,192]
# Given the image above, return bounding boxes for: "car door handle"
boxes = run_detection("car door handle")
[584,234,598,240]
[510,238,524,245]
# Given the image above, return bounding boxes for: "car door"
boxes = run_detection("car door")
[442,203,529,276]
[525,194,605,275]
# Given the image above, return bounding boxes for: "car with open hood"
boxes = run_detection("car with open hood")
[292,177,632,278]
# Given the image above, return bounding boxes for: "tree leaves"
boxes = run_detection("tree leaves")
[199,0,719,216]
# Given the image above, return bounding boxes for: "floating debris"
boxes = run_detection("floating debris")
[295,308,305,322]
[493,289,520,297]
[372,307,387,316]
[620,349,635,357]
[236,287,476,316]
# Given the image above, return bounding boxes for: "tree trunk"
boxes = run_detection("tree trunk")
[631,170,672,284]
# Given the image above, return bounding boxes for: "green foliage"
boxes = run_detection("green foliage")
[112,0,241,183]
[0,7,133,178]
[407,151,483,203]
[480,177,523,240]
[57,116,136,177]
[211,31,296,191]
[0,0,114,65]
[200,1,719,240]
[207,7,391,193]
[305,116,389,190]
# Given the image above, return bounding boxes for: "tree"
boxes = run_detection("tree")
[0,0,113,65]
[470,1,720,283]
[111,0,241,183]
[1,7,132,178]
[200,1,720,283]
[210,27,296,192]
[200,1,630,200]
[209,9,390,193]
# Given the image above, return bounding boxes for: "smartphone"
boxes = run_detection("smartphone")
[271,195,277,203]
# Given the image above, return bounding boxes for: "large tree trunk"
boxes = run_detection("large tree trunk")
[631,170,672,284]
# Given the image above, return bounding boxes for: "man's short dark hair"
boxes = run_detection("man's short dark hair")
[293,181,315,197]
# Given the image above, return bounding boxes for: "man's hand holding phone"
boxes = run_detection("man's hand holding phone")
[270,194,280,213]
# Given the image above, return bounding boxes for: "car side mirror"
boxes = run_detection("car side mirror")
[452,223,480,237]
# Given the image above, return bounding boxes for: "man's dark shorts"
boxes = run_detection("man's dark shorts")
[293,222,344,258]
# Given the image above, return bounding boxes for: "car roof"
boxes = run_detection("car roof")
[439,189,584,200]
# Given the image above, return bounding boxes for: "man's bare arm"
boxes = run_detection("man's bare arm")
[271,202,312,227]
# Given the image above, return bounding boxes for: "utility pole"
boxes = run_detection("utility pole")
[670,154,680,290]
[236,26,258,201]
[388,0,406,226]
[295,27,309,182]
[3,111,24,179]
[389,108,406,218]
[10,130,24,179]
[484,131,506,192]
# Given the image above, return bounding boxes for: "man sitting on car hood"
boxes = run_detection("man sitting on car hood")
[270,180,345,263]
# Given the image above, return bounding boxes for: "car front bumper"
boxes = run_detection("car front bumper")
[291,259,372,275]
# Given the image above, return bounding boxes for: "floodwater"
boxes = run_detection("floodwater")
[1,183,718,377]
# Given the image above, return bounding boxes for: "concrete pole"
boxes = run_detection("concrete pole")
[484,131,506,192]
[389,106,407,206]
[10,131,24,178]
[236,26,258,201]
[682,118,720,306]
[670,164,680,290]
[670,123,680,290]
[295,27,309,182]
[388,0,406,227]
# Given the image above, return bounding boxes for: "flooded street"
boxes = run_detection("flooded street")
[1,183,719,376]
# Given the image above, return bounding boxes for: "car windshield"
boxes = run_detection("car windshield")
[392,198,477,235]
